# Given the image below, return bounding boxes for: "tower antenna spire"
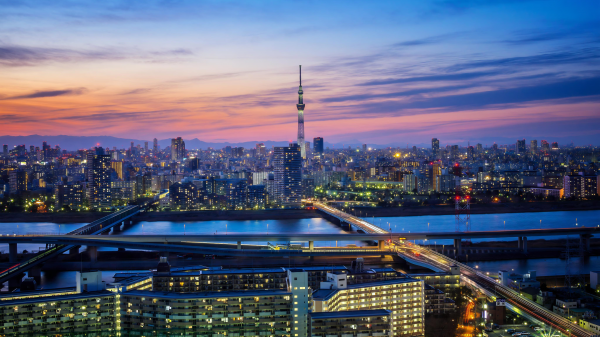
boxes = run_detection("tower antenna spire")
[299,65,302,86]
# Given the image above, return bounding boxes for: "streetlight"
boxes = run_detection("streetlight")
[267,223,269,235]
[184,224,186,235]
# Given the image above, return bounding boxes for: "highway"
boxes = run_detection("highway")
[0,205,141,286]
[313,202,388,234]
[395,243,596,337]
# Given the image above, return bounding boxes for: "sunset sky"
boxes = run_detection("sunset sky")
[1,0,599,146]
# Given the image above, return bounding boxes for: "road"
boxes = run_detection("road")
[395,243,595,337]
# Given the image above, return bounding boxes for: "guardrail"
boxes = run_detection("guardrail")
[396,243,594,337]
[0,205,143,284]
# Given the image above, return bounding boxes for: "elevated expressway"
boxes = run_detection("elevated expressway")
[0,205,142,287]
[317,202,597,337]
[395,244,597,337]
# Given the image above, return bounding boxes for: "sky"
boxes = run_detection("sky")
[1,0,600,146]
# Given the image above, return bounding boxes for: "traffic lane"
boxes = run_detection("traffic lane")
[486,325,542,336]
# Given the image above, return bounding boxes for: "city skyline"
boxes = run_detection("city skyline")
[1,1,599,145]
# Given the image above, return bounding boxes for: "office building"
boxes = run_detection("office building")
[8,169,28,194]
[86,148,112,209]
[551,142,559,150]
[296,65,306,159]
[55,182,85,210]
[256,143,266,156]
[476,143,483,153]
[467,146,474,160]
[431,138,439,159]
[516,139,526,154]
[564,174,598,198]
[169,181,201,210]
[541,140,550,152]
[313,137,324,156]
[247,184,268,208]
[110,161,124,180]
[274,144,302,206]
[2,144,7,156]
[531,140,538,154]
[171,137,186,161]
[153,138,158,153]
[450,145,459,160]
[110,181,136,201]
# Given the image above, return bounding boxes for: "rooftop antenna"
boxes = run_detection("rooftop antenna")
[299,65,302,86]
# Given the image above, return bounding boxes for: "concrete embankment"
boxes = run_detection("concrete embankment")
[1,200,599,223]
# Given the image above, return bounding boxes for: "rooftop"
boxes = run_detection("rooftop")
[310,309,392,319]
[124,289,291,299]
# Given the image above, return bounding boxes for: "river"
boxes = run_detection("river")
[1,209,599,288]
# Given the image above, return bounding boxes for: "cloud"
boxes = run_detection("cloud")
[50,109,189,122]
[0,44,194,67]
[358,71,502,86]
[446,48,600,72]
[345,76,600,115]
[321,85,472,103]
[2,88,87,100]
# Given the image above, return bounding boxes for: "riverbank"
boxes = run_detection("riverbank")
[0,200,598,223]
[358,200,600,218]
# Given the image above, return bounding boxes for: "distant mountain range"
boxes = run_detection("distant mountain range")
[0,134,588,151]
[0,135,375,151]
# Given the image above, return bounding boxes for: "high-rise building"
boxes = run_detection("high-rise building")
[530,140,538,154]
[296,65,306,159]
[564,174,597,198]
[516,139,526,154]
[476,143,483,153]
[86,148,112,209]
[8,169,28,194]
[313,137,324,156]
[55,182,85,210]
[274,144,302,206]
[467,146,474,160]
[153,138,158,153]
[111,161,124,180]
[256,143,266,156]
[450,145,459,160]
[362,144,367,152]
[130,141,134,153]
[144,141,148,153]
[541,140,550,152]
[551,142,559,150]
[432,138,440,158]
[2,144,7,156]
[171,137,185,161]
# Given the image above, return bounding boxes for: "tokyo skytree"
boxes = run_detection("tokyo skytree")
[297,65,306,159]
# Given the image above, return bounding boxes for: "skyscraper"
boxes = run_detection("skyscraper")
[274,144,302,207]
[86,147,111,209]
[530,140,538,154]
[313,137,323,155]
[450,145,459,160]
[144,141,148,153]
[296,65,306,159]
[153,138,158,153]
[516,139,526,154]
[2,145,7,156]
[432,138,440,158]
[171,137,186,161]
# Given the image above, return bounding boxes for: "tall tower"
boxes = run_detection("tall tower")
[297,65,306,159]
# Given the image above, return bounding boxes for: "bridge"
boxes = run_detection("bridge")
[0,205,142,288]
[316,202,597,337]
[395,243,597,337]
[313,201,387,233]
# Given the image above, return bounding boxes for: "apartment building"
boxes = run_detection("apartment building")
[310,310,393,337]
[312,272,425,336]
